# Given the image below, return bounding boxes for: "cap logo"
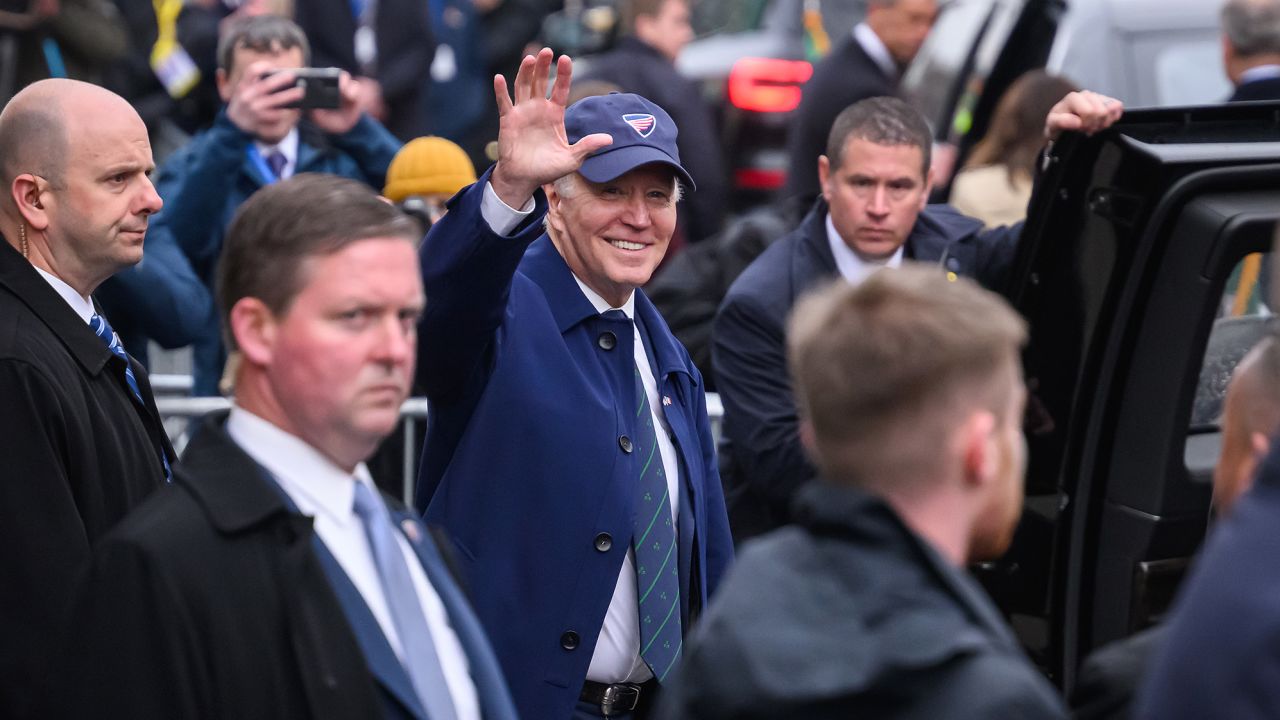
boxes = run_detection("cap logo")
[623,113,656,138]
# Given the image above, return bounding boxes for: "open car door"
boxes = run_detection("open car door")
[980,101,1280,692]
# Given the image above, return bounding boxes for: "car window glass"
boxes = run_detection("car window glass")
[1191,252,1273,431]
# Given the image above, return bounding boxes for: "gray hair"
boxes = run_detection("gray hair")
[1223,0,1280,57]
[826,96,932,175]
[544,171,685,229]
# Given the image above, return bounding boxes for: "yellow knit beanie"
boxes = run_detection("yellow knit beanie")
[383,136,478,202]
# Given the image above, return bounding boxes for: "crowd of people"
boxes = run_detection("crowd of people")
[4,0,1280,718]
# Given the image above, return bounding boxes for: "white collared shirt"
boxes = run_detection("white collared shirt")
[479,181,684,683]
[826,213,904,285]
[226,406,481,720]
[853,22,899,80]
[33,266,94,323]
[1240,64,1280,84]
[255,127,300,180]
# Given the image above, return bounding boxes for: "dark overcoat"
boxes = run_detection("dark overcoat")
[0,237,172,719]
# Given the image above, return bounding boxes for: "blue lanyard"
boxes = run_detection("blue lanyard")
[246,146,279,184]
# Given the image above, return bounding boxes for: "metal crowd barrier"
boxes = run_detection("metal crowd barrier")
[152,375,724,509]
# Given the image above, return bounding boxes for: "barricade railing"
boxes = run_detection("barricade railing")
[153,377,724,509]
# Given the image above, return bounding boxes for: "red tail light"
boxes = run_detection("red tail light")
[728,58,813,113]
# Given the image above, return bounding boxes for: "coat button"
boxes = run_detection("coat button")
[598,332,617,350]
[594,532,613,552]
[560,631,580,650]
[619,435,633,453]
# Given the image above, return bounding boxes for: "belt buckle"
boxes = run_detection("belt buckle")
[600,683,641,716]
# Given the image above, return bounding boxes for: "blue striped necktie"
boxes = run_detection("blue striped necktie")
[89,313,172,483]
[628,333,683,682]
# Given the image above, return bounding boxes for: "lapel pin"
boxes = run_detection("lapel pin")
[400,518,422,543]
[662,396,672,407]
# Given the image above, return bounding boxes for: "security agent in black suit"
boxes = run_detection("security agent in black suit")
[51,175,518,719]
[1222,0,1280,102]
[715,93,1123,541]
[783,0,938,202]
[0,78,174,720]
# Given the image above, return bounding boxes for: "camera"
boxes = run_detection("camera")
[262,67,342,110]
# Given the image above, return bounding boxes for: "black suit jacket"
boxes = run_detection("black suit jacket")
[712,200,1019,540]
[784,34,897,202]
[1229,76,1280,102]
[0,238,172,719]
[52,411,518,719]
[293,0,436,140]
[585,36,729,243]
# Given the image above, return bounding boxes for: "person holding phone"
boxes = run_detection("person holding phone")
[145,13,401,397]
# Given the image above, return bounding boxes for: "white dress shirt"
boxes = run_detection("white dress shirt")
[226,406,481,720]
[1240,64,1280,84]
[853,21,899,80]
[826,213,904,285]
[479,182,684,683]
[254,127,300,180]
[33,266,94,323]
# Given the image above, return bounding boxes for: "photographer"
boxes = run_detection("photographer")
[148,14,400,396]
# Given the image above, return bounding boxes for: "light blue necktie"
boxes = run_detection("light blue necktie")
[352,481,458,720]
[89,313,172,483]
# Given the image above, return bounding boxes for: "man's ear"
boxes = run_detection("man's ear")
[12,175,51,231]
[960,410,998,490]
[216,67,232,104]
[818,155,831,202]
[921,167,935,212]
[229,297,278,368]
[1251,430,1272,463]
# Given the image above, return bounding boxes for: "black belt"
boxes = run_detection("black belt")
[579,679,654,717]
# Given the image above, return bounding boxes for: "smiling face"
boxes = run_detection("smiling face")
[258,237,424,469]
[44,98,161,291]
[545,165,678,307]
[821,137,931,262]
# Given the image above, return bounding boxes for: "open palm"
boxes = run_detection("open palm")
[490,49,613,207]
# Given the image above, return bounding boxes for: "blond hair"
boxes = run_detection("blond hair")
[788,264,1027,491]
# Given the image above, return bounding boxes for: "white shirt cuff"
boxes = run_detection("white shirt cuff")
[480,181,537,236]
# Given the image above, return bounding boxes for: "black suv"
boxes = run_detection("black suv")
[987,101,1280,691]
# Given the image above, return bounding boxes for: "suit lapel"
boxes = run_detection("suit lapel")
[310,536,430,720]
[390,509,519,720]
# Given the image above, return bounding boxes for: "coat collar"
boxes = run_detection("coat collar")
[794,481,1020,648]
[178,411,299,534]
[520,234,696,383]
[796,198,986,278]
[0,235,112,375]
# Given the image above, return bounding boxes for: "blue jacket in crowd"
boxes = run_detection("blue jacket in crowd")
[150,110,400,395]
[415,169,735,720]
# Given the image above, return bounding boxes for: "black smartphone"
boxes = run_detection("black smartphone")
[262,67,342,110]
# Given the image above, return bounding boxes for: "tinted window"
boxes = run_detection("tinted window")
[1191,252,1273,430]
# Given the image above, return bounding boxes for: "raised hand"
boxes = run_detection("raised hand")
[489,48,613,208]
[310,70,363,136]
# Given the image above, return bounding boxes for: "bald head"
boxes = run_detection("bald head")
[1214,334,1280,514]
[0,80,140,194]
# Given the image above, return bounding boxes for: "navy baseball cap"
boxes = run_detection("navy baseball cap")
[565,92,697,191]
